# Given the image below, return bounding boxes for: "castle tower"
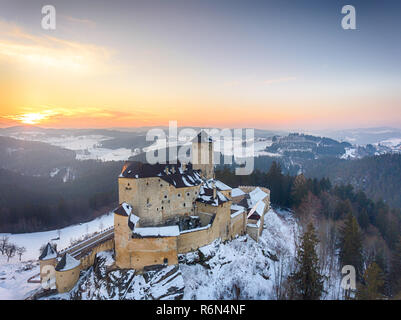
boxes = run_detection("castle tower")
[39,242,58,289]
[191,131,214,180]
[113,202,134,268]
[55,253,81,293]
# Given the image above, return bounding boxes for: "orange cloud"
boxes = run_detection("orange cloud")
[0,20,113,73]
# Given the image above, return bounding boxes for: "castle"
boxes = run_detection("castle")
[38,132,270,294]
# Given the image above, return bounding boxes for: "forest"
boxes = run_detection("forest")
[216,162,401,299]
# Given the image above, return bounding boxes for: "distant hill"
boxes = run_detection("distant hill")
[303,154,401,208]
[0,136,76,176]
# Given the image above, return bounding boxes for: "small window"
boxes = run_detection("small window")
[177,193,181,197]
[161,206,164,210]
[183,203,186,207]
[186,192,190,196]
[160,184,163,187]
[163,258,168,264]
[147,198,149,204]
[164,195,168,199]
[195,191,198,195]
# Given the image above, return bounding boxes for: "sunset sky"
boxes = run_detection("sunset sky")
[0,0,400,130]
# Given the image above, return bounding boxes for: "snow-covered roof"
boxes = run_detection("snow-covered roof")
[133,225,180,238]
[231,188,245,197]
[248,201,266,220]
[248,187,268,207]
[230,204,245,219]
[39,243,57,261]
[55,253,81,271]
[196,185,229,206]
[120,161,203,189]
[113,202,132,217]
[128,213,140,230]
[204,179,232,191]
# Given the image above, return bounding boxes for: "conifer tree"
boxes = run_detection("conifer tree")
[287,223,325,300]
[390,236,401,296]
[265,161,284,205]
[338,213,364,280]
[291,174,308,207]
[356,262,384,300]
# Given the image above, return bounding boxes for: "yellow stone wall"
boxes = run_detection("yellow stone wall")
[79,239,114,270]
[177,227,211,253]
[119,177,201,226]
[230,212,246,239]
[55,264,81,293]
[114,213,131,268]
[246,225,260,242]
[125,236,178,270]
[177,201,238,253]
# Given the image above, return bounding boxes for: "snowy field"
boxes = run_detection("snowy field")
[5,131,275,161]
[0,212,114,300]
[4,132,136,161]
[0,212,114,262]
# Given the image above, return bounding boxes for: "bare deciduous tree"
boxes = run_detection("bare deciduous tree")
[16,246,26,261]
[0,236,9,255]
[5,243,17,262]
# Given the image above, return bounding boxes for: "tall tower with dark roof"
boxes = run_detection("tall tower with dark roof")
[191,131,214,180]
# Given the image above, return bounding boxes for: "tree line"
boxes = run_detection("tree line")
[216,161,401,299]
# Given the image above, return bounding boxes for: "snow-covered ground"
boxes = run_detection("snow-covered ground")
[378,138,401,150]
[0,255,40,300]
[0,212,114,300]
[0,212,114,262]
[5,132,136,161]
[1,208,344,300]
[341,147,357,159]
[180,208,298,299]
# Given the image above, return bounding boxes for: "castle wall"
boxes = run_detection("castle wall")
[55,264,81,293]
[246,224,260,242]
[197,211,214,226]
[119,177,201,226]
[79,238,114,270]
[117,236,178,270]
[230,212,246,239]
[114,213,131,268]
[178,201,238,253]
[177,227,211,253]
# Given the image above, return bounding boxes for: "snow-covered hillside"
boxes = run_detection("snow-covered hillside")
[39,209,301,300]
[1,208,343,300]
